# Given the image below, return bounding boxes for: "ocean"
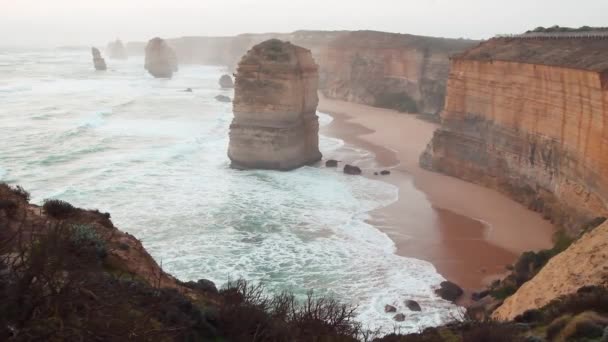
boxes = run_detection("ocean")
[0,47,461,334]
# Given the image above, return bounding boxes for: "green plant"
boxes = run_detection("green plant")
[43,198,76,218]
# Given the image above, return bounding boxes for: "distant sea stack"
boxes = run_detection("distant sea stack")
[219,74,234,88]
[144,37,178,78]
[91,47,107,71]
[227,39,322,170]
[106,39,127,60]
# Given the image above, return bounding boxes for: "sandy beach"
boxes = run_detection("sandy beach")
[319,96,555,290]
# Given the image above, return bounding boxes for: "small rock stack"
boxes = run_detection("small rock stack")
[106,39,127,60]
[91,47,107,71]
[144,37,178,78]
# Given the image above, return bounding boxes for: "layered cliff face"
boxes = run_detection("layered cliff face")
[91,47,106,71]
[422,37,608,232]
[316,31,477,114]
[228,39,322,170]
[127,30,475,115]
[493,221,608,320]
[144,37,178,78]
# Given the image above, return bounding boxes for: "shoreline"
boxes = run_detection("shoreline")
[318,96,555,291]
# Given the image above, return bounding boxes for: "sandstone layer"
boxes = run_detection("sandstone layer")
[91,47,107,71]
[144,37,178,78]
[422,37,608,232]
[106,39,127,60]
[493,221,608,320]
[228,39,322,170]
[126,31,477,115]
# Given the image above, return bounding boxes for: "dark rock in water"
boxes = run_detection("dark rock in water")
[325,159,338,167]
[183,279,218,294]
[374,172,379,175]
[215,95,232,103]
[472,290,490,301]
[393,313,406,322]
[144,37,178,78]
[183,88,193,92]
[343,164,362,175]
[435,281,463,302]
[219,74,234,88]
[380,170,391,175]
[91,47,107,71]
[107,39,127,60]
[405,300,421,311]
[384,304,397,313]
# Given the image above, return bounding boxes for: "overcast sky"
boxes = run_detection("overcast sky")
[1,0,607,47]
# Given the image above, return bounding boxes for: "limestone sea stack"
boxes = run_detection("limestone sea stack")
[227,39,322,170]
[106,39,127,60]
[144,37,178,78]
[219,74,234,88]
[91,47,107,71]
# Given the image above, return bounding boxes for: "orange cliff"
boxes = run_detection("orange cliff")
[422,37,608,233]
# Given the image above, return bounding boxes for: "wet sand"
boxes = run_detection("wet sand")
[319,96,555,290]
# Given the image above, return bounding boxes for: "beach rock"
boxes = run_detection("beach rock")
[219,74,234,88]
[183,88,193,92]
[343,165,362,175]
[380,170,391,175]
[472,290,490,301]
[227,39,322,170]
[325,159,338,167]
[374,172,379,175]
[215,95,232,103]
[144,37,178,78]
[405,300,421,311]
[91,47,107,71]
[435,281,463,302]
[106,39,127,60]
[384,304,397,313]
[393,313,406,322]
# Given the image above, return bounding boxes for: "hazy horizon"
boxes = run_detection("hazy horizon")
[1,0,607,47]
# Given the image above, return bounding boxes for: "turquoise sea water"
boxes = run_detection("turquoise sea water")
[0,48,461,333]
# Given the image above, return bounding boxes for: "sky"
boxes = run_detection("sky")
[1,0,607,47]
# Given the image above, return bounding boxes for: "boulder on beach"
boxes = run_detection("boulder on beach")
[219,74,234,88]
[405,300,422,311]
[91,47,107,71]
[343,164,362,175]
[325,159,338,167]
[393,313,406,322]
[435,281,464,302]
[227,39,322,170]
[380,170,391,175]
[144,37,178,78]
[107,39,127,60]
[384,304,397,313]
[215,95,232,103]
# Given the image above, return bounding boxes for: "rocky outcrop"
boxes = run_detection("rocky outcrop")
[106,39,127,60]
[227,39,322,170]
[126,31,476,115]
[435,281,464,302]
[493,221,608,320]
[422,37,608,232]
[144,37,178,78]
[91,47,107,71]
[219,74,234,88]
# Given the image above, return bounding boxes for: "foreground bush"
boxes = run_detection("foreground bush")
[43,198,76,218]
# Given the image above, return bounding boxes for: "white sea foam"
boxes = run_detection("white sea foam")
[0,49,462,335]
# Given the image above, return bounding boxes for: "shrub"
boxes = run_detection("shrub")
[43,198,76,219]
[0,200,17,218]
[70,224,107,259]
[374,92,419,113]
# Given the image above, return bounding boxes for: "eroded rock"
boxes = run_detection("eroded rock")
[219,74,234,88]
[325,159,338,167]
[227,39,322,170]
[107,39,127,60]
[145,37,178,78]
[435,281,463,302]
[384,304,397,313]
[215,95,231,103]
[405,300,421,312]
[394,313,406,322]
[91,47,107,71]
[343,165,362,175]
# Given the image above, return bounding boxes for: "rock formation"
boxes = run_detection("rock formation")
[493,221,608,320]
[106,39,127,60]
[219,74,234,88]
[144,37,178,78]
[227,39,322,170]
[91,47,107,71]
[421,37,608,231]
